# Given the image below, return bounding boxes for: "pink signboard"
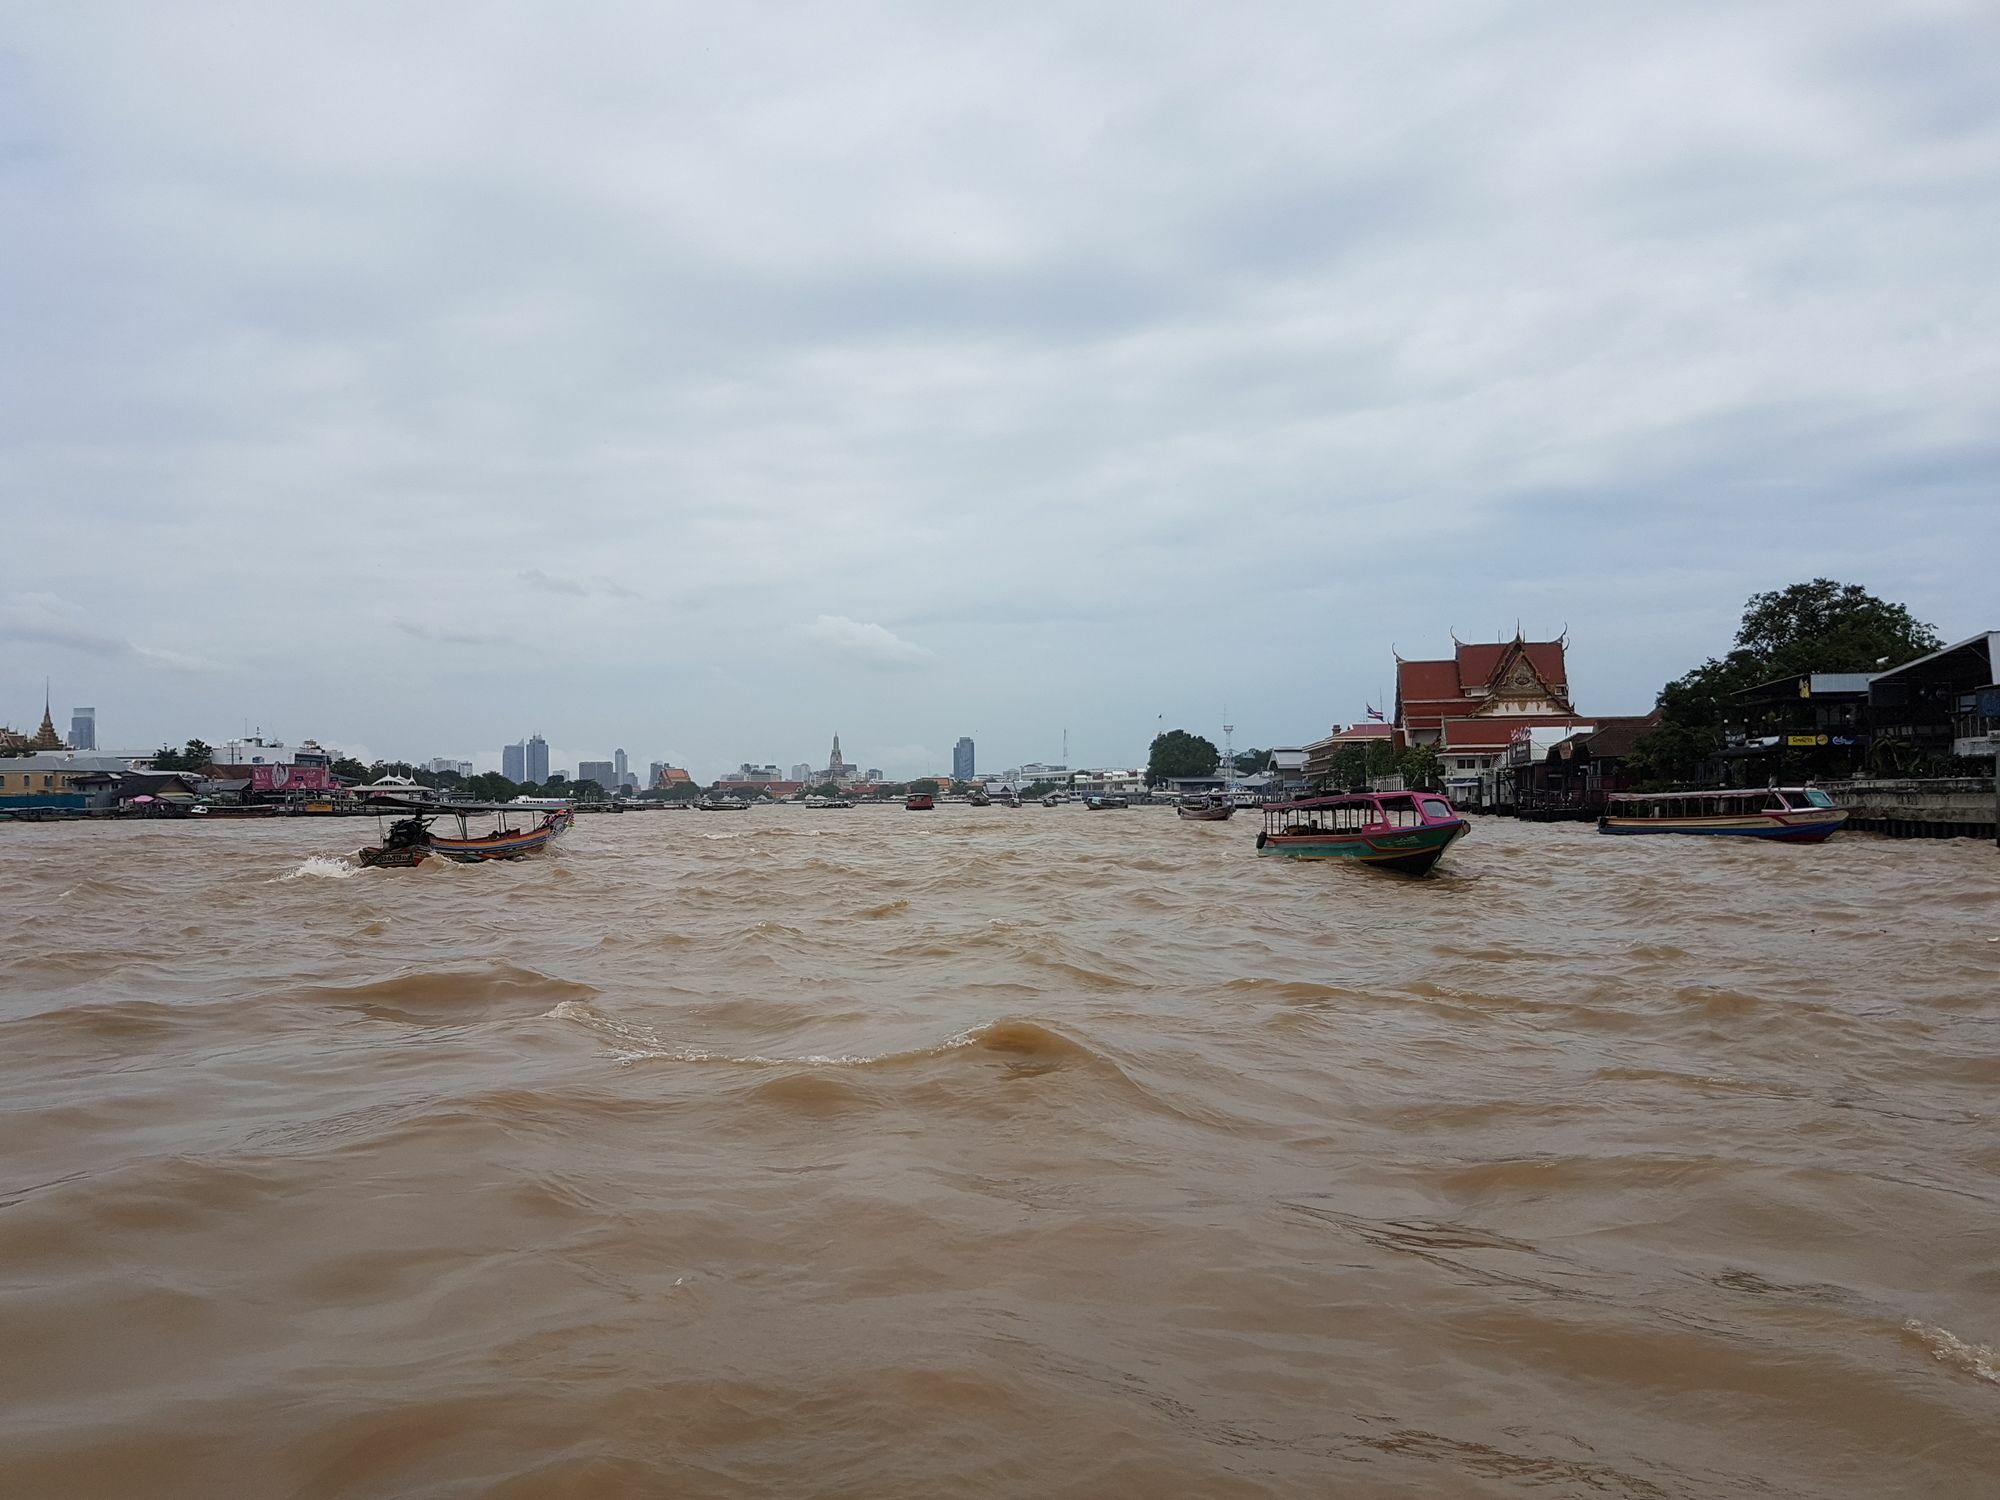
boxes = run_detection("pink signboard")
[250,764,336,792]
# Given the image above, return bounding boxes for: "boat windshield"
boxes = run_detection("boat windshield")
[1786,788,1835,809]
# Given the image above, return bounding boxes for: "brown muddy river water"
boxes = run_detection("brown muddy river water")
[2,808,1996,1498]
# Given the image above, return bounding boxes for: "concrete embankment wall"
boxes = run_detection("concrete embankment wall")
[1821,778,1998,841]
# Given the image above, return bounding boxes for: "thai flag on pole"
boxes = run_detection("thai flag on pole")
[1365,705,1386,721]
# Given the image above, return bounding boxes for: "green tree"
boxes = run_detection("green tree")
[1327,744,1368,788]
[1736,579,1940,675]
[463,771,522,801]
[1232,748,1275,774]
[1398,744,1444,789]
[810,782,843,798]
[1363,738,1397,778]
[1145,730,1219,787]
[329,756,369,783]
[1631,579,1940,785]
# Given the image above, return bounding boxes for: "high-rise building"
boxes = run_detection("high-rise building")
[502,741,526,782]
[649,761,667,787]
[525,734,549,784]
[577,759,616,790]
[790,762,812,784]
[953,736,975,781]
[69,708,96,751]
[614,748,628,783]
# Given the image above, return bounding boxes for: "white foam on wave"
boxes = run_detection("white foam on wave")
[281,855,364,881]
[542,997,966,1068]
[1906,1319,2000,1384]
[700,828,823,841]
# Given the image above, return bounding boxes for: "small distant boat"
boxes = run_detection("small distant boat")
[804,795,854,809]
[1598,787,1847,842]
[967,789,991,807]
[357,801,575,868]
[1176,793,1234,822]
[1256,791,1467,875]
[906,792,935,810]
[698,795,749,812]
[1084,794,1129,810]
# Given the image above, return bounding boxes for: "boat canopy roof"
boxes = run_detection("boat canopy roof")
[370,798,565,815]
[1265,790,1434,813]
[1607,787,1821,803]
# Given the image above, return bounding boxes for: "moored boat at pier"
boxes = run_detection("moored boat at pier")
[1176,793,1234,822]
[1597,787,1846,842]
[1256,791,1468,875]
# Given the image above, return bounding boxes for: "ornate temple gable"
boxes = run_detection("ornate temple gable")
[1468,636,1573,717]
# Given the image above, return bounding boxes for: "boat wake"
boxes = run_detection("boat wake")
[280,855,365,881]
[1906,1320,2000,1384]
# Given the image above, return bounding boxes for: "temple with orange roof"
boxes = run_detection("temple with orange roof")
[1394,633,1596,805]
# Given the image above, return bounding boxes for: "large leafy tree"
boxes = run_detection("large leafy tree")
[1630,579,1940,785]
[1233,748,1275,774]
[148,738,216,771]
[1398,744,1444,789]
[1327,743,1369,787]
[1145,730,1219,786]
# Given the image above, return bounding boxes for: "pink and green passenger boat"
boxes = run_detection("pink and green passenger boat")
[1256,790,1469,876]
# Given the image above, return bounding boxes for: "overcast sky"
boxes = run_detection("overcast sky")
[3,2,1994,778]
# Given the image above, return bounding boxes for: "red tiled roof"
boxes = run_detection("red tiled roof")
[1444,715,1593,749]
[1398,639,1571,729]
[1329,723,1396,741]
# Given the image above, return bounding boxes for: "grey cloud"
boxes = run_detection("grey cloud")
[0,593,216,671]
[391,619,513,648]
[518,569,640,600]
[804,616,937,669]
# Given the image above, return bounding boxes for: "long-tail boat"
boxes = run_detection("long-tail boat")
[1256,790,1467,875]
[1597,787,1847,842]
[357,800,575,868]
[1176,793,1234,822]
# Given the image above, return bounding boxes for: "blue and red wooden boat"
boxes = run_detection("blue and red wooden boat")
[1256,790,1468,875]
[1597,787,1846,842]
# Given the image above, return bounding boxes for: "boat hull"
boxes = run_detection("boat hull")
[1597,811,1847,843]
[1177,805,1234,821]
[1256,820,1466,875]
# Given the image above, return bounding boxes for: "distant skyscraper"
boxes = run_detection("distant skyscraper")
[791,762,812,784]
[70,708,96,751]
[953,736,975,781]
[577,759,616,790]
[649,761,667,787]
[614,748,628,783]
[503,741,526,782]
[525,734,549,784]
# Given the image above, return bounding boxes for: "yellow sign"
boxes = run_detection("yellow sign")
[1785,734,1829,747]
[1799,680,1812,698]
